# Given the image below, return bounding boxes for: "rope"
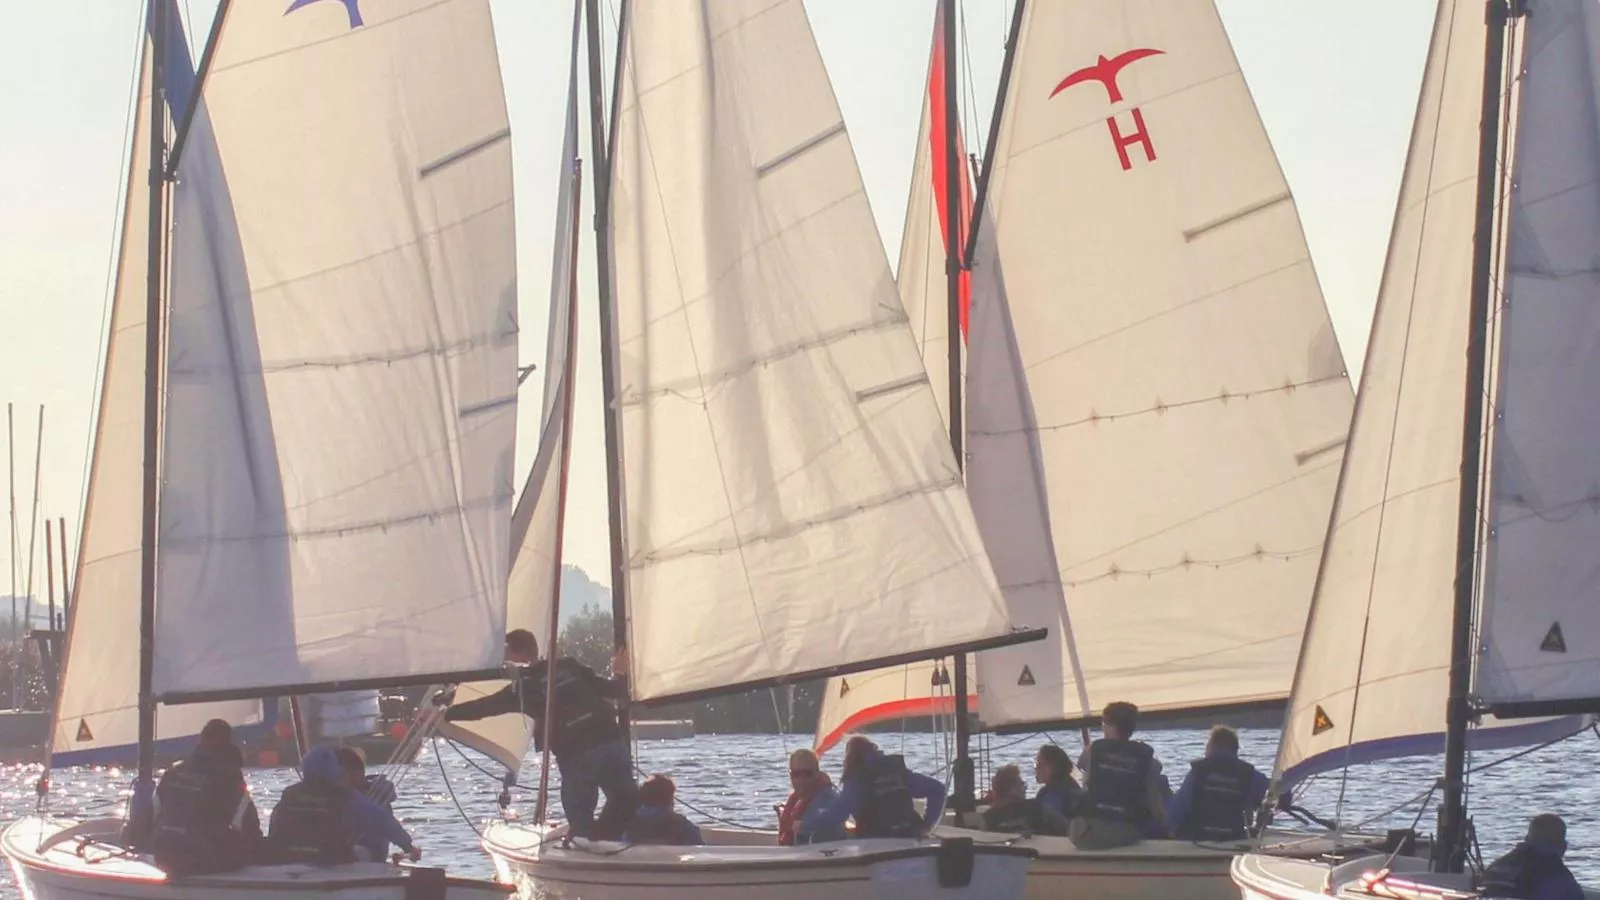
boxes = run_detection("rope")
[432,736,483,838]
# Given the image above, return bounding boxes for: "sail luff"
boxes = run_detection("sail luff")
[611,0,1022,706]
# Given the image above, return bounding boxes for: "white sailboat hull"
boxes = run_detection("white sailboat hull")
[939,825,1411,900]
[480,821,1033,900]
[3,817,511,900]
[1230,848,1600,900]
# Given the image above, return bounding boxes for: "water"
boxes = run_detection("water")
[1,728,1596,897]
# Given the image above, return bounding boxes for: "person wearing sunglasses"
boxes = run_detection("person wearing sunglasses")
[777,748,842,845]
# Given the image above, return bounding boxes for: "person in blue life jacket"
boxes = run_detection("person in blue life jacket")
[438,629,637,840]
[1481,814,1584,900]
[1034,743,1082,819]
[266,745,420,865]
[1166,725,1268,842]
[335,746,398,811]
[621,775,702,846]
[149,719,263,875]
[799,736,945,841]
[980,764,1069,836]
[1071,701,1169,849]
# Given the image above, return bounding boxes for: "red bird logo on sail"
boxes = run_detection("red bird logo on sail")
[1049,48,1165,104]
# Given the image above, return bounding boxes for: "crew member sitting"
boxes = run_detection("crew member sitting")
[1167,725,1268,842]
[980,764,1069,836]
[441,629,636,839]
[1034,743,1082,819]
[1070,701,1168,849]
[800,736,945,841]
[267,745,420,864]
[1481,814,1584,900]
[335,746,398,811]
[778,748,843,845]
[622,775,702,846]
[151,719,263,875]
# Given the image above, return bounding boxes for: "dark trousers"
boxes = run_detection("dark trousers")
[558,738,637,840]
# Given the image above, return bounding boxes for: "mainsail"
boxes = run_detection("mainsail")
[439,0,586,774]
[148,0,517,700]
[51,5,261,765]
[1475,0,1600,713]
[966,0,1355,730]
[609,0,1023,706]
[1273,0,1585,794]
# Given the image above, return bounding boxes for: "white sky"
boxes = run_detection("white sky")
[0,1,1438,590]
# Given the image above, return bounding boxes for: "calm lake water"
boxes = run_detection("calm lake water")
[1,727,1595,896]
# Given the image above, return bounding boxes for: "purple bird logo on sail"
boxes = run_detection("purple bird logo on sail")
[285,0,364,29]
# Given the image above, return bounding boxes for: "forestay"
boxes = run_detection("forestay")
[815,10,976,753]
[1476,0,1600,712]
[966,0,1355,729]
[51,5,260,765]
[1274,0,1583,793]
[610,0,1018,704]
[439,1,586,773]
[150,0,518,698]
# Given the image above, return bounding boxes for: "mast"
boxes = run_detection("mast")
[940,0,977,813]
[965,0,1026,265]
[585,0,632,741]
[1438,0,1517,873]
[136,0,170,789]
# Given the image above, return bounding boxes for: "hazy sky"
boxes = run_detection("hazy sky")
[0,1,1438,591]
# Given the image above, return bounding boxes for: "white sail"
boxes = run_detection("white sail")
[814,655,969,756]
[51,6,261,765]
[814,11,978,754]
[966,0,1355,729]
[1274,0,1583,792]
[439,1,585,774]
[149,0,518,698]
[610,0,1019,704]
[1476,0,1600,711]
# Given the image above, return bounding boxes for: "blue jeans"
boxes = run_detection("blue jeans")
[558,739,636,839]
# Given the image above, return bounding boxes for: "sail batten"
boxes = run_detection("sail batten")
[148,0,518,697]
[611,0,1021,706]
[966,0,1354,730]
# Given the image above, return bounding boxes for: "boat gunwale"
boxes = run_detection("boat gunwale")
[3,816,513,894]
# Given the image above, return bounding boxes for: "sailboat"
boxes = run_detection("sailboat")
[471,0,1039,897]
[3,0,520,897]
[1233,0,1600,896]
[813,1,1426,897]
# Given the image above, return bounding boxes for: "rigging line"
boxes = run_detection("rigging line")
[432,736,484,838]
[79,11,151,525]
[629,761,769,831]
[1332,0,1464,825]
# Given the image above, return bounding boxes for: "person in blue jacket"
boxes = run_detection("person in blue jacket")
[799,736,945,841]
[1166,726,1268,841]
[1481,814,1584,900]
[267,745,420,865]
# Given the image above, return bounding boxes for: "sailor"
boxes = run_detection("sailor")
[980,764,1069,836]
[1166,725,1268,841]
[621,775,702,846]
[150,719,263,875]
[1070,701,1168,849]
[778,748,843,845]
[335,746,398,811]
[1482,814,1584,900]
[1034,743,1082,819]
[267,745,420,864]
[438,629,636,839]
[800,736,945,840]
